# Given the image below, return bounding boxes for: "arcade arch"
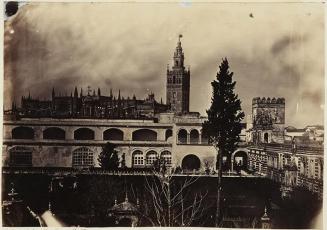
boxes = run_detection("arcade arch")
[231,149,249,171]
[177,129,187,144]
[103,128,124,141]
[74,128,95,140]
[190,129,199,144]
[43,127,65,140]
[132,129,157,141]
[181,154,201,171]
[12,126,34,139]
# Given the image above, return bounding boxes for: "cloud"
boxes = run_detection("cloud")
[4,2,324,127]
[270,34,308,55]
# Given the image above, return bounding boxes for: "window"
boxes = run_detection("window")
[146,151,158,166]
[72,147,94,167]
[132,150,144,167]
[74,128,95,140]
[12,127,34,139]
[190,129,199,144]
[10,146,32,167]
[43,127,65,140]
[178,129,187,144]
[264,133,269,143]
[165,129,173,141]
[132,129,157,141]
[103,128,124,141]
[161,151,172,166]
[173,76,176,84]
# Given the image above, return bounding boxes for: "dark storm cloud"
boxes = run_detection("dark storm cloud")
[5,3,168,102]
[270,35,308,55]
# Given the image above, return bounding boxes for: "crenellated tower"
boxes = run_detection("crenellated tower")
[250,97,285,143]
[166,35,190,114]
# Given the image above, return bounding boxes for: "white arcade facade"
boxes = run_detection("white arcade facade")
[3,113,217,171]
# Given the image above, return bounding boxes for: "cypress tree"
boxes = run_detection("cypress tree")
[98,142,119,170]
[202,58,245,226]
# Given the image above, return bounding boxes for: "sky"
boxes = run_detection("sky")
[3,2,325,127]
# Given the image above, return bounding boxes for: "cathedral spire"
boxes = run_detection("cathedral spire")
[52,87,55,99]
[74,87,78,98]
[173,34,184,69]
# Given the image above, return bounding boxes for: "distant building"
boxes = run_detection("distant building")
[245,98,323,199]
[246,97,285,144]
[16,88,168,119]
[285,125,324,144]
[247,144,323,199]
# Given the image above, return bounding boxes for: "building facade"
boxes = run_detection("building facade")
[247,144,323,199]
[2,113,216,171]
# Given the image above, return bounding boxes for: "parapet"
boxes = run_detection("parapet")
[252,97,285,105]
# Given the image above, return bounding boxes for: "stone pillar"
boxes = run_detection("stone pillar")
[187,133,190,144]
[34,127,43,140]
[157,129,166,142]
[66,127,75,140]
[125,128,133,141]
[94,127,103,141]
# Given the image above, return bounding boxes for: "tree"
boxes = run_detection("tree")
[202,58,245,226]
[98,142,120,170]
[140,162,207,226]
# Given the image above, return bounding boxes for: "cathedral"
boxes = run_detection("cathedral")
[10,35,191,120]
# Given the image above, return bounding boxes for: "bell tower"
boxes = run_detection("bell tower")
[166,35,190,114]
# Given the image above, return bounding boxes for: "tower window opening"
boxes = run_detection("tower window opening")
[264,133,269,143]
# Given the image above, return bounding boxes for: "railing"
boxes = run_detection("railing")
[2,167,264,178]
[177,138,187,144]
[249,142,323,154]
